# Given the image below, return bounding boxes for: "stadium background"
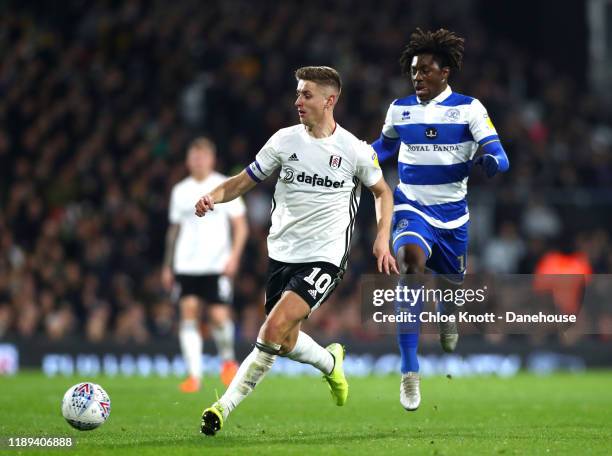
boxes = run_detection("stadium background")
[0,0,611,377]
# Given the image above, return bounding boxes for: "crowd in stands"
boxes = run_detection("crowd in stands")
[1,0,610,342]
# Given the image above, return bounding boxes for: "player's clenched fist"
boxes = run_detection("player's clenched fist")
[195,194,215,216]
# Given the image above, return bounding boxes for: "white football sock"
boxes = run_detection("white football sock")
[286,331,334,375]
[179,320,202,379]
[211,320,236,362]
[217,339,279,419]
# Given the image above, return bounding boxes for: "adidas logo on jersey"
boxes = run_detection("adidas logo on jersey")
[288,153,299,161]
[308,289,318,298]
[296,172,345,188]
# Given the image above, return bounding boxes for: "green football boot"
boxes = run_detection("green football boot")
[323,343,349,406]
[201,402,224,436]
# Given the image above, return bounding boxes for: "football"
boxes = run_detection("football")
[61,382,111,431]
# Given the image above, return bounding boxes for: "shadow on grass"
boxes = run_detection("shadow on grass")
[94,428,516,449]
[99,429,409,449]
[95,424,596,450]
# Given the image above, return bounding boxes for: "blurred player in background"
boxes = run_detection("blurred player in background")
[372,29,510,411]
[162,137,249,392]
[195,66,398,435]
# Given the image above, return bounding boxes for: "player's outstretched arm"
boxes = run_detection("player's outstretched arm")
[195,170,256,217]
[368,177,399,275]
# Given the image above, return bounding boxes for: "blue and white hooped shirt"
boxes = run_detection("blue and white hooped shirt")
[381,86,500,229]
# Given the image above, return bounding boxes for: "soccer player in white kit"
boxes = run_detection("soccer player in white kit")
[195,66,398,436]
[162,137,249,392]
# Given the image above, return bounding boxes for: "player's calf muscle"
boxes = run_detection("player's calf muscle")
[258,317,298,353]
[258,318,285,344]
[281,327,300,352]
[259,298,309,352]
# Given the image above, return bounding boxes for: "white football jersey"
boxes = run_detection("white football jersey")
[169,173,246,275]
[246,124,382,269]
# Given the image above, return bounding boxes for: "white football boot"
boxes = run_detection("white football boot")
[400,372,421,411]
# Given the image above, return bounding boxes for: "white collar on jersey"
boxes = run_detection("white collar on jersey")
[417,85,452,105]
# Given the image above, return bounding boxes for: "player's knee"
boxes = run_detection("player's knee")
[180,297,199,320]
[397,245,426,275]
[208,305,229,327]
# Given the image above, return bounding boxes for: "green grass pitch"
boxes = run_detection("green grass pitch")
[1,371,611,455]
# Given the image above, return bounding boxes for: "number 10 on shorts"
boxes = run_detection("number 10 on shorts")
[304,267,332,294]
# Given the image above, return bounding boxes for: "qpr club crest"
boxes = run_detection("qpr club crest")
[395,218,409,233]
[444,108,460,122]
[329,155,342,169]
[425,127,438,139]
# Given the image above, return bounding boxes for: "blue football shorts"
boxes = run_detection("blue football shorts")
[392,209,469,278]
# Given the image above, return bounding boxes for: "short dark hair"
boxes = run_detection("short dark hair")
[399,28,465,76]
[295,66,342,93]
[188,136,216,155]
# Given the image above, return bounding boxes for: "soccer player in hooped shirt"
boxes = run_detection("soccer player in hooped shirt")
[162,138,249,392]
[195,66,398,436]
[371,29,509,411]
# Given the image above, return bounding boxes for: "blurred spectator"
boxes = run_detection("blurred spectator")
[534,239,593,316]
[482,221,525,274]
[521,199,562,240]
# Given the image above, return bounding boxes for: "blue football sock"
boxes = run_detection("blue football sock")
[396,289,423,374]
[398,332,419,373]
